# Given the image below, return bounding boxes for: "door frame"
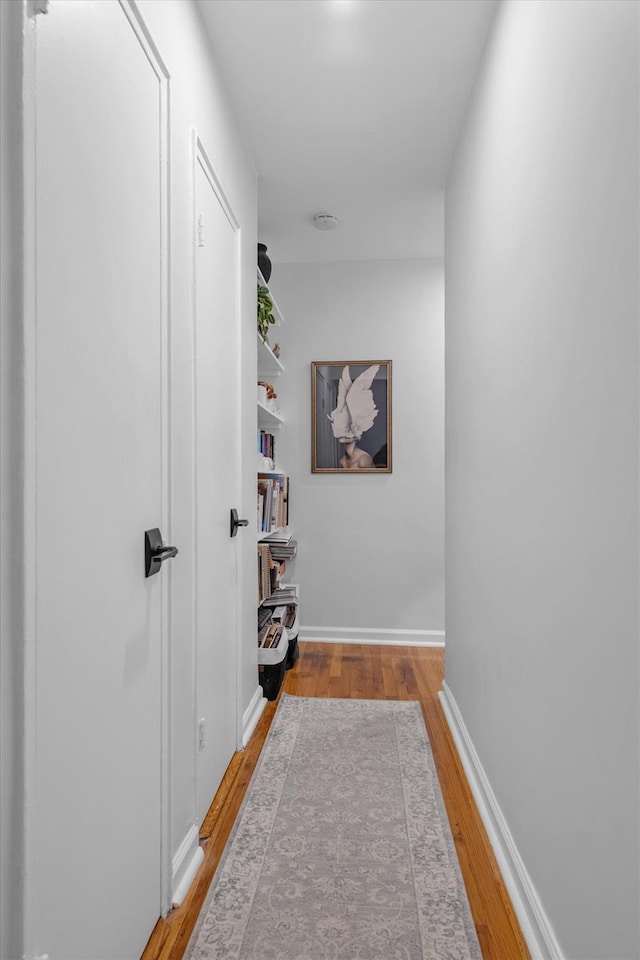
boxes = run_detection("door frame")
[190,130,243,805]
[19,4,175,955]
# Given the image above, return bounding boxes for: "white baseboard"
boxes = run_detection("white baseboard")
[298,625,445,647]
[439,682,565,960]
[242,685,267,747]
[171,824,204,907]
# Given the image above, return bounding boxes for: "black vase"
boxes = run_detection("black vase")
[258,243,272,283]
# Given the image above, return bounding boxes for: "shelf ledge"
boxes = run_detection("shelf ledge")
[257,333,284,377]
[258,525,292,543]
[258,401,284,428]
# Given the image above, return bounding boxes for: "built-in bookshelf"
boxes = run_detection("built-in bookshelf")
[256,268,299,698]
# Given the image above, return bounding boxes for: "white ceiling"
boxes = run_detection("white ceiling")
[197,0,497,264]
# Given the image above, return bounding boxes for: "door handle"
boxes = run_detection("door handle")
[145,528,179,578]
[154,546,178,563]
[230,508,249,538]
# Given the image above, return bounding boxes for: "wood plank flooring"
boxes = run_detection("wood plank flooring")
[141,643,530,960]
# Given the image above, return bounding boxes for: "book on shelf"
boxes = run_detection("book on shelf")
[268,539,297,561]
[257,543,276,604]
[258,605,272,632]
[260,530,291,543]
[257,475,289,534]
[257,543,284,605]
[257,429,276,462]
[258,623,282,649]
[260,587,298,608]
[258,604,297,653]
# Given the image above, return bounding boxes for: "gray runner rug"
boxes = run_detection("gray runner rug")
[186,695,482,960]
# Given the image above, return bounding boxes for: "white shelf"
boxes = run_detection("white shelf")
[258,401,284,429]
[257,525,292,543]
[257,334,284,378]
[256,269,297,688]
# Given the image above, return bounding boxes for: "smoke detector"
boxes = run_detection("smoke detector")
[313,214,339,231]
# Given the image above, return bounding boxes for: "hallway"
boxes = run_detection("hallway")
[1,3,638,959]
[142,643,530,960]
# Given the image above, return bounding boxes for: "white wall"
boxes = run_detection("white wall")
[0,2,24,957]
[269,259,444,643]
[445,2,639,958]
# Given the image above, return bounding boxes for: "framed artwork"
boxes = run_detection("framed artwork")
[311,360,392,473]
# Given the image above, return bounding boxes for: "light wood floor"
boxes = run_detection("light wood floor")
[142,643,530,960]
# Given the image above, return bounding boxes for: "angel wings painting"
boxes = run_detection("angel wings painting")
[329,364,380,468]
[312,360,392,472]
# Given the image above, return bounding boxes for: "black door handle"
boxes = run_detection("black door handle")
[154,546,178,563]
[145,528,179,578]
[230,508,249,538]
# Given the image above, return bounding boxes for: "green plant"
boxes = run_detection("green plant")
[257,284,276,342]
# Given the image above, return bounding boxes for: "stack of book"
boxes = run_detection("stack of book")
[257,475,289,534]
[258,622,283,650]
[260,586,298,608]
[257,597,298,649]
[267,539,297,562]
[259,530,291,544]
[258,430,276,461]
[258,604,272,634]
[257,543,278,604]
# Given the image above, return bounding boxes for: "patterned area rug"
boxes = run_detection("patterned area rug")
[186,695,482,960]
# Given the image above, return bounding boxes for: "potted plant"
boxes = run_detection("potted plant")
[258,284,276,342]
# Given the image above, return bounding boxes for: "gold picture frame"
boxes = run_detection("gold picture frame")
[311,360,392,473]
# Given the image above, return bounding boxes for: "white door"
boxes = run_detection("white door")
[194,143,240,820]
[31,3,169,957]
